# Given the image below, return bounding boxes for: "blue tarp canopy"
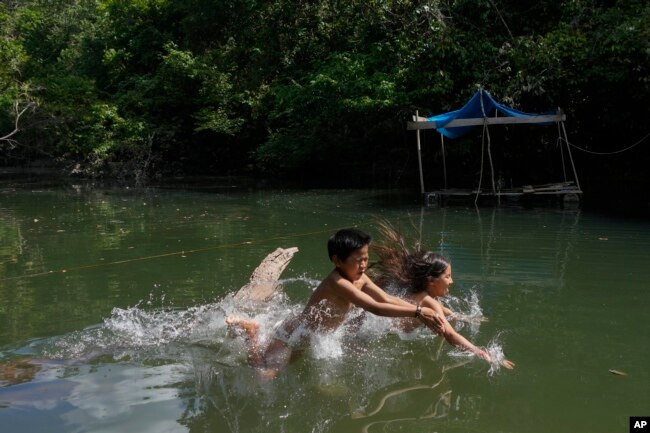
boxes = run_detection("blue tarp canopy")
[407,89,578,197]
[423,89,557,139]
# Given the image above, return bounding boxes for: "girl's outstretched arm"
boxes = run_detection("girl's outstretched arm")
[422,298,515,368]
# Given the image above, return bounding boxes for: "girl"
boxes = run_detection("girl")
[371,223,515,369]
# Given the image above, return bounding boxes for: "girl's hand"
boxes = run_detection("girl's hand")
[477,348,515,369]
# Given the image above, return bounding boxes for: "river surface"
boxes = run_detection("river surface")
[0,178,648,433]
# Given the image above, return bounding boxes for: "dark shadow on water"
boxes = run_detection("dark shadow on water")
[2,171,648,220]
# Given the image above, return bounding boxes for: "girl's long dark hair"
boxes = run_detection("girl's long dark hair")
[371,221,450,294]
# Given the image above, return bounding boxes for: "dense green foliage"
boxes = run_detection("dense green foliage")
[1,1,648,198]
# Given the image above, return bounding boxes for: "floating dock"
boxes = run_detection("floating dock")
[424,181,582,206]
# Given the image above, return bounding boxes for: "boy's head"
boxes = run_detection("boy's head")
[327,228,372,261]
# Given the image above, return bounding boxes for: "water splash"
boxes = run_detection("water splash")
[484,334,511,376]
[37,301,225,360]
[447,332,510,376]
[11,277,505,380]
[310,327,345,360]
[32,277,322,362]
[444,288,486,323]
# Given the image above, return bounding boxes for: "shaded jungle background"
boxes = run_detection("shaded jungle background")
[1,0,648,209]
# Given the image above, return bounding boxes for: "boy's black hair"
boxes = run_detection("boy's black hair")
[327,228,372,261]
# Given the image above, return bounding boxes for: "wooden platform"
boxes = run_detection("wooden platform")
[424,182,582,205]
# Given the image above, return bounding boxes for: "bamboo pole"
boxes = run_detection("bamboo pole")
[415,111,425,195]
[560,120,581,190]
[440,134,447,190]
[557,121,568,182]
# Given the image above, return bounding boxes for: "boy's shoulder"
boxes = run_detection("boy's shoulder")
[309,270,353,304]
[320,269,361,290]
[322,269,345,286]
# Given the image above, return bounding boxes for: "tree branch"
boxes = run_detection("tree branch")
[488,0,514,41]
[1,91,38,147]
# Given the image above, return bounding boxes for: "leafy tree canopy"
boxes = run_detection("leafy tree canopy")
[0,0,647,199]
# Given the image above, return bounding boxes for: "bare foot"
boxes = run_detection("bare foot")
[226,316,260,340]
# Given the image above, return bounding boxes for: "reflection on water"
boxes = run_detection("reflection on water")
[1,184,649,433]
[0,359,188,433]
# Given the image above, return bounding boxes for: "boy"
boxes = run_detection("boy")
[226,228,445,379]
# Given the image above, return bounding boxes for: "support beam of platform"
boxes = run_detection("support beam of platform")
[407,113,566,130]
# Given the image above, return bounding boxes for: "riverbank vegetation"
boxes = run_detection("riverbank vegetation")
[1,1,648,201]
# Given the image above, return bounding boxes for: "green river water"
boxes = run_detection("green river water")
[0,178,648,433]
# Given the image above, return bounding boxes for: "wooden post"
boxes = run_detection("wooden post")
[440,133,447,190]
[557,121,568,182]
[415,111,425,195]
[560,119,581,190]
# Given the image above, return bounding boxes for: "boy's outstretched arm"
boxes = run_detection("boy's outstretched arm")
[340,274,445,333]
[361,276,418,308]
